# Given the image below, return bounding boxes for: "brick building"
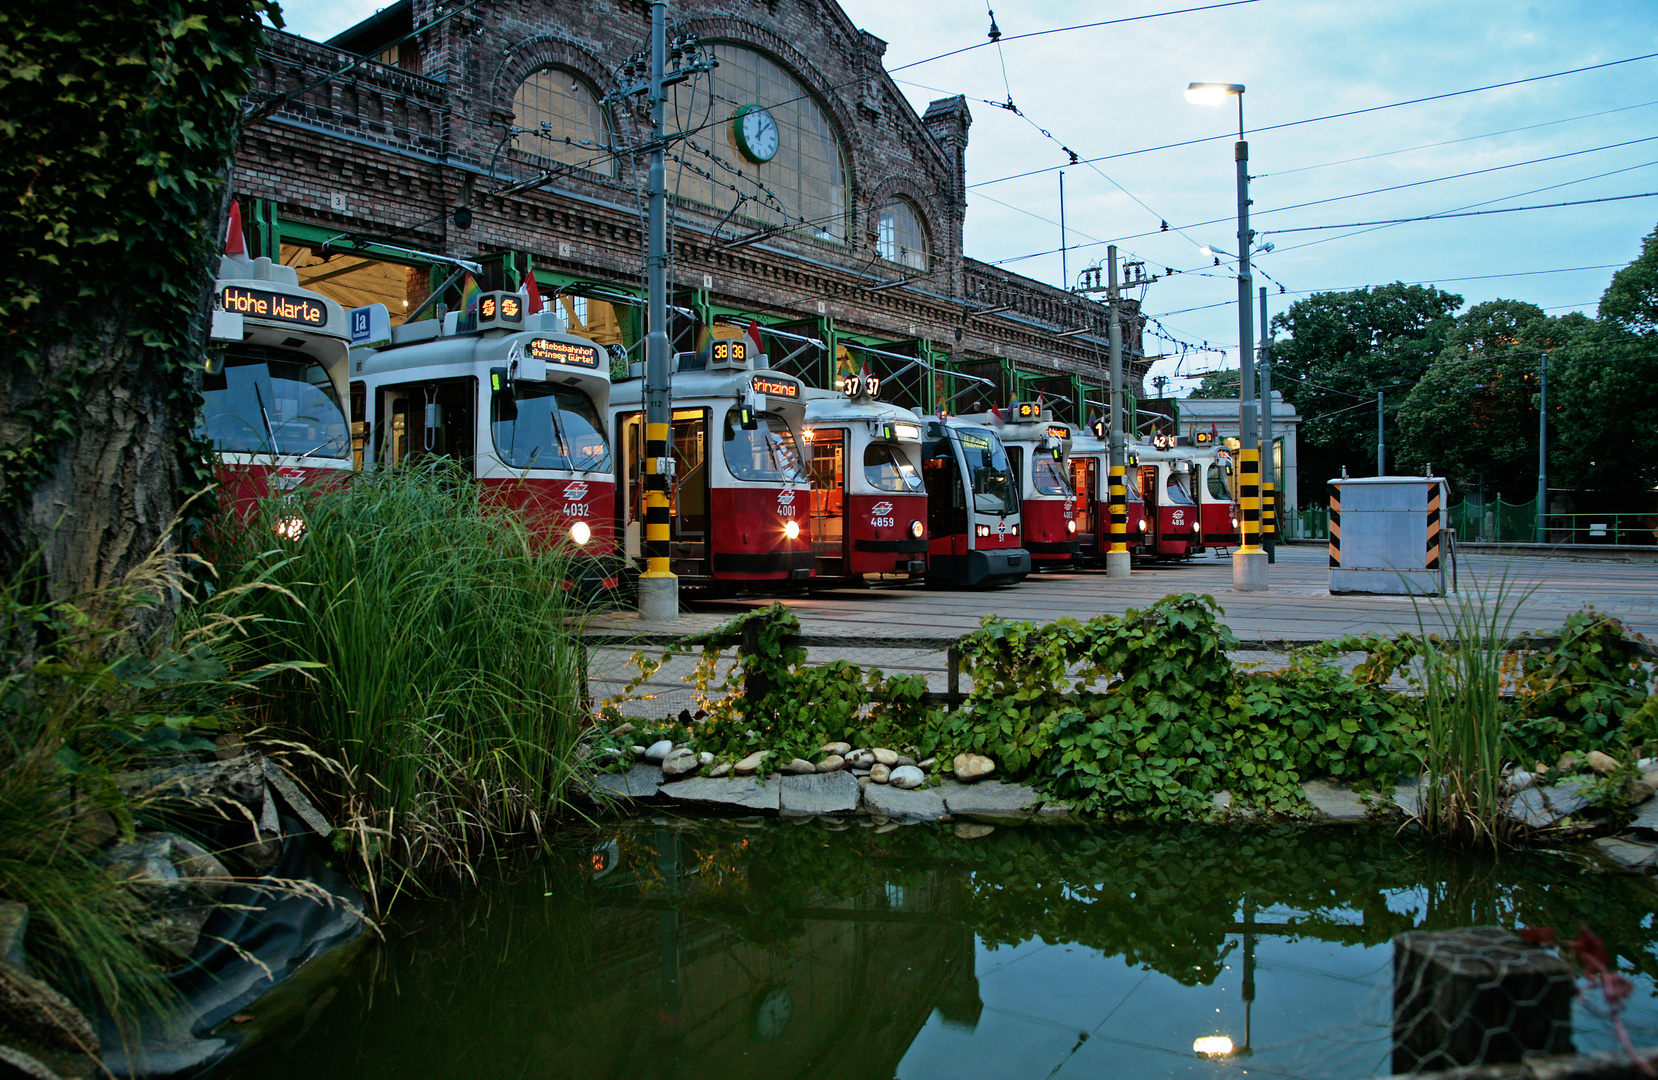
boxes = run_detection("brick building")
[233,0,1148,420]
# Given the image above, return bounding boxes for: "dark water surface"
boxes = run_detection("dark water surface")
[216,821,1658,1080]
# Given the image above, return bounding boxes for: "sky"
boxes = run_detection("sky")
[270,0,1658,395]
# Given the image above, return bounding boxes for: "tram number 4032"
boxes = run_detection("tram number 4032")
[563,502,591,517]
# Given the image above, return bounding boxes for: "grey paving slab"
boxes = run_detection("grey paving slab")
[1506,780,1593,828]
[1301,780,1370,821]
[937,779,1045,817]
[1593,836,1658,871]
[1631,797,1658,832]
[591,764,662,800]
[661,775,781,812]
[779,771,860,815]
[861,783,947,821]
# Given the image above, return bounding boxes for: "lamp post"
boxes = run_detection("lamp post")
[1188,81,1266,591]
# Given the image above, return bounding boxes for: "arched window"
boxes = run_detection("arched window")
[672,43,848,242]
[512,68,614,177]
[877,199,929,270]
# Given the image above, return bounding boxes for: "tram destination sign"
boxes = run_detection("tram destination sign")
[222,286,326,327]
[526,338,600,368]
[751,375,799,399]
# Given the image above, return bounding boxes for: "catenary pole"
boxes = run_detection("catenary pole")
[1258,286,1274,563]
[1106,246,1130,578]
[638,0,678,621]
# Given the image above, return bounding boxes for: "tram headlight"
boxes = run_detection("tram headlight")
[274,516,306,541]
[975,524,990,538]
[1066,519,1077,534]
[784,519,801,540]
[1138,517,1148,532]
[909,519,924,539]
[1193,521,1202,534]
[570,520,592,546]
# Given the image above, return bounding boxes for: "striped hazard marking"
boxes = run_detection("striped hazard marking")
[1426,483,1441,570]
[1328,483,1341,567]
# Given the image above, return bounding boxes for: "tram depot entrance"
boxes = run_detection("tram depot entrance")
[617,408,710,577]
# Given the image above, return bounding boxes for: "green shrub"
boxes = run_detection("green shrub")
[210,463,589,902]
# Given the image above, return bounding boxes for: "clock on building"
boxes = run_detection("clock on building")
[733,104,780,164]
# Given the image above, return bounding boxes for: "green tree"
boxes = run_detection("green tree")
[1599,220,1658,336]
[1394,300,1549,498]
[0,1,273,603]
[1267,283,1463,504]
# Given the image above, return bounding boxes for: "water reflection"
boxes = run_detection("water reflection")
[216,823,1658,1080]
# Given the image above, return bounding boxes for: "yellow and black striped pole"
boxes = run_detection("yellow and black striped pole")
[1261,477,1275,545]
[1107,464,1128,555]
[1327,482,1342,568]
[1238,448,1262,552]
[642,420,673,579]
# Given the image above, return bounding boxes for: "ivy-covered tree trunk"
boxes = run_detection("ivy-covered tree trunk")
[0,2,271,602]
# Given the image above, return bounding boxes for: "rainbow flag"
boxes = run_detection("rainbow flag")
[693,323,713,364]
[459,273,482,314]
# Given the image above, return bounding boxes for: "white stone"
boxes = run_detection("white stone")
[918,758,937,771]
[846,749,875,769]
[895,755,917,768]
[871,748,899,767]
[889,765,925,789]
[644,739,673,763]
[816,755,846,773]
[734,750,770,776]
[1508,769,1535,792]
[820,741,851,756]
[953,753,996,783]
[780,758,816,775]
[1588,750,1621,775]
[869,763,891,784]
[954,822,996,839]
[708,762,732,778]
[660,749,700,779]
[698,751,714,766]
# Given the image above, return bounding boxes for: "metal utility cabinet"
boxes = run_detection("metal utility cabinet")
[1328,477,1447,595]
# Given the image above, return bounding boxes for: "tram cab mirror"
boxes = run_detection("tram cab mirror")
[204,351,225,377]
[512,354,547,384]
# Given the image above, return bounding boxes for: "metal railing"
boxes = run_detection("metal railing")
[1276,499,1656,546]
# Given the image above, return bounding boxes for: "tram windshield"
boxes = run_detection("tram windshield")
[1165,467,1196,505]
[491,385,610,471]
[1031,456,1070,495]
[199,347,349,458]
[863,443,921,492]
[723,411,808,483]
[954,427,1016,515]
[1207,458,1235,501]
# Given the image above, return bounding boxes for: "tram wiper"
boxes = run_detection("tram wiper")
[252,381,282,456]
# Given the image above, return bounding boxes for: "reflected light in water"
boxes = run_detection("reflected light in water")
[1193,1035,1235,1057]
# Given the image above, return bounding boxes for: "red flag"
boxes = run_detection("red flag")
[522,272,545,315]
[225,200,247,257]
[989,404,1005,426]
[746,319,764,359]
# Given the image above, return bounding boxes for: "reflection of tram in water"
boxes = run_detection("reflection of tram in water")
[351,292,620,588]
[201,252,352,516]
[802,374,928,586]
[963,403,1077,569]
[1067,433,1147,560]
[920,417,1030,588]
[610,340,814,592]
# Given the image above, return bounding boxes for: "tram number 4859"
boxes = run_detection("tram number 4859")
[871,515,895,528]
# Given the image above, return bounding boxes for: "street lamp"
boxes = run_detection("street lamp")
[1187,80,1266,592]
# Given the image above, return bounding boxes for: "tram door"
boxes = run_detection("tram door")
[923,444,965,554]
[377,379,475,470]
[808,429,846,567]
[1138,465,1159,540]
[616,408,708,572]
[1070,457,1097,546]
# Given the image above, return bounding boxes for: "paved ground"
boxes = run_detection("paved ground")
[586,544,1658,717]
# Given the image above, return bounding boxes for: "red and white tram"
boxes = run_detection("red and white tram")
[1191,439,1242,550]
[802,375,929,585]
[610,340,814,592]
[920,416,1031,588]
[201,254,352,516]
[1135,437,1206,559]
[965,403,1078,569]
[351,292,620,587]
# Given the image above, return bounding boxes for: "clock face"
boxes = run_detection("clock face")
[736,105,780,164]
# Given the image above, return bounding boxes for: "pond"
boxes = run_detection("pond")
[215,821,1658,1080]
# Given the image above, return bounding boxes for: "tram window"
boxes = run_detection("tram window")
[1207,460,1235,501]
[722,411,808,483]
[1165,467,1196,504]
[954,427,1016,515]
[1032,456,1069,495]
[377,379,475,468]
[863,443,921,492]
[491,385,611,471]
[199,347,349,458]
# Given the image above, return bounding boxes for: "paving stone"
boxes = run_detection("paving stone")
[591,764,663,800]
[1630,797,1658,833]
[1592,836,1658,871]
[1393,782,1422,818]
[661,775,781,812]
[1506,780,1593,828]
[861,783,947,821]
[780,772,860,815]
[938,779,1044,818]
[1302,780,1370,822]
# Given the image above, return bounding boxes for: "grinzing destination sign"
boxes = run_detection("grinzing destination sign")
[222,286,326,327]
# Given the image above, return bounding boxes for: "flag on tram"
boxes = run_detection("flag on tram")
[746,319,764,359]
[459,273,482,314]
[520,271,544,314]
[224,201,247,257]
